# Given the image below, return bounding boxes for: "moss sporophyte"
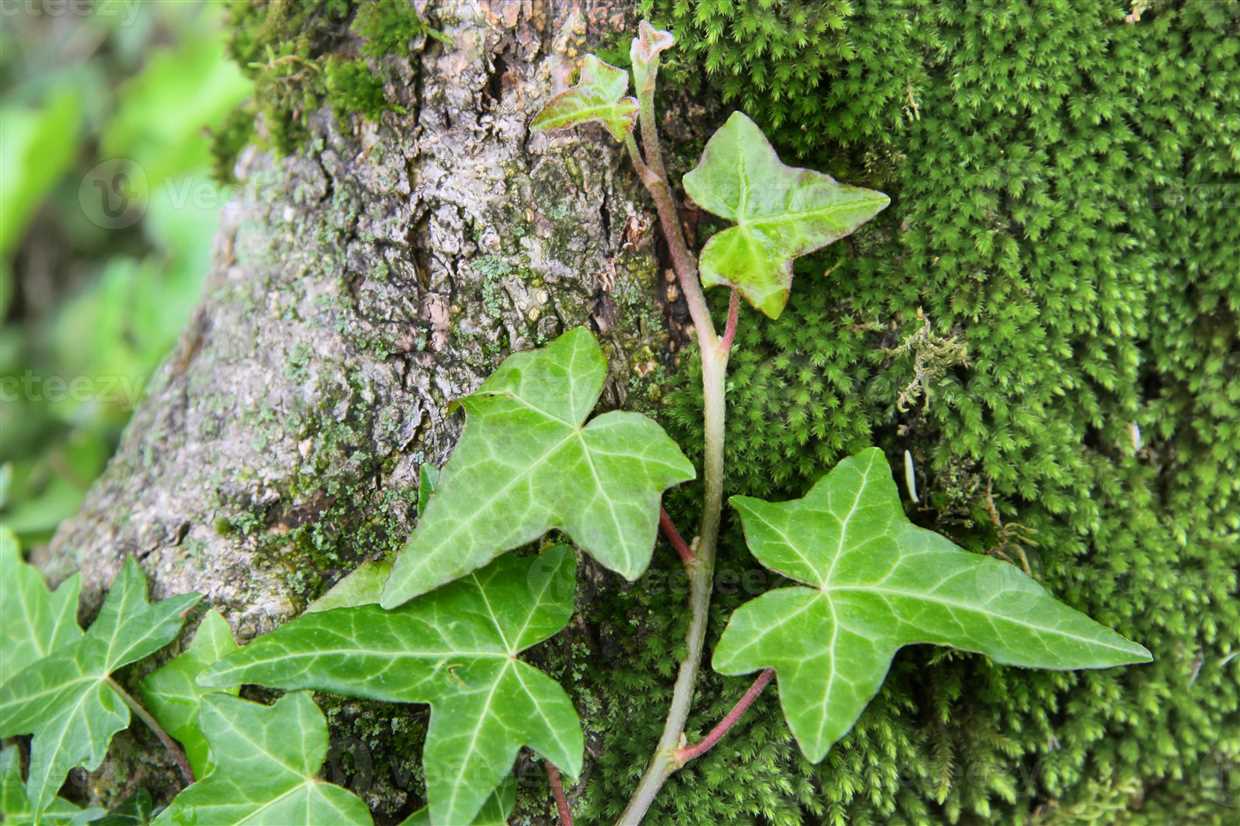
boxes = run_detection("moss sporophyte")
[0,19,1155,826]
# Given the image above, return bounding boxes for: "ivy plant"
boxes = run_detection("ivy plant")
[201,547,583,826]
[0,20,1151,826]
[151,692,373,825]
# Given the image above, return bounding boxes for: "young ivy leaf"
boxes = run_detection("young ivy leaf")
[140,609,239,778]
[0,557,200,816]
[682,111,891,319]
[0,746,103,826]
[151,692,373,826]
[630,20,675,95]
[380,327,693,608]
[530,55,639,141]
[398,776,515,826]
[714,448,1152,763]
[0,527,83,686]
[202,548,582,826]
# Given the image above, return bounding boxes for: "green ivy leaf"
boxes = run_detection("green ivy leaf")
[714,448,1152,762]
[530,55,639,141]
[0,746,103,826]
[306,561,394,614]
[151,692,373,826]
[0,558,200,815]
[380,327,693,608]
[202,548,582,826]
[140,610,239,778]
[0,528,83,686]
[682,111,891,319]
[397,776,515,826]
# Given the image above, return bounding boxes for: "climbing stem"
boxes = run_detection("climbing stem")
[617,76,740,822]
[617,333,730,825]
[545,761,574,826]
[673,669,774,765]
[107,676,193,786]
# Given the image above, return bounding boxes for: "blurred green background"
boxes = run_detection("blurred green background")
[0,1,251,540]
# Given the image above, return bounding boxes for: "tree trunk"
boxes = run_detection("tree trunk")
[43,1,683,814]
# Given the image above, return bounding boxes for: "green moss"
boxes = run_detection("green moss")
[351,0,447,59]
[582,0,1240,823]
[324,57,398,126]
[211,0,441,174]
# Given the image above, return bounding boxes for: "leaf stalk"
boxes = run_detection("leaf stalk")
[107,676,194,786]
[673,669,774,766]
[545,761,574,826]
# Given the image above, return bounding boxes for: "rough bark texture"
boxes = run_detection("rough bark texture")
[47,0,672,628]
[42,3,683,813]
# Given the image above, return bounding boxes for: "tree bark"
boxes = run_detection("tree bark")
[46,0,675,627]
[40,2,687,812]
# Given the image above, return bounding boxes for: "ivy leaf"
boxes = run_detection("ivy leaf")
[202,548,583,826]
[630,21,675,95]
[397,776,515,826]
[0,746,103,826]
[682,111,891,319]
[380,327,694,608]
[305,560,393,614]
[0,558,200,815]
[140,610,239,778]
[0,527,83,686]
[531,55,639,141]
[714,448,1152,763]
[151,692,373,826]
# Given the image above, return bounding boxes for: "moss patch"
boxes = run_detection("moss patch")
[211,0,443,180]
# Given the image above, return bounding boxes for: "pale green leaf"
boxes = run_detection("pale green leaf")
[101,29,251,189]
[630,21,675,95]
[397,776,515,826]
[140,610,239,778]
[151,692,373,826]
[418,463,439,516]
[203,548,583,826]
[682,111,890,318]
[531,55,638,141]
[380,327,693,608]
[305,561,393,614]
[0,91,80,258]
[714,447,1152,762]
[0,528,83,686]
[0,746,103,826]
[0,558,200,815]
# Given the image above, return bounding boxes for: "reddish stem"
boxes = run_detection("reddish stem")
[719,289,740,353]
[545,761,574,826]
[659,507,694,566]
[673,669,774,766]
